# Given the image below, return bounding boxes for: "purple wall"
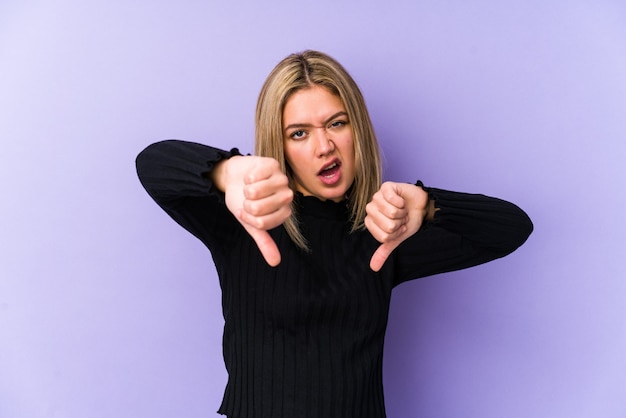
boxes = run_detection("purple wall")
[1,1,625,417]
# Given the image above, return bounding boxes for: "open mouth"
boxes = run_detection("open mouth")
[317,160,342,185]
[318,160,341,177]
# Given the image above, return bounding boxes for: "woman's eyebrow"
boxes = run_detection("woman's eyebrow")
[284,111,348,132]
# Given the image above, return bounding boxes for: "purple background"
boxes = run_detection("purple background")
[1,1,625,417]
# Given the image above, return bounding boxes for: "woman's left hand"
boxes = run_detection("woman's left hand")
[365,182,431,272]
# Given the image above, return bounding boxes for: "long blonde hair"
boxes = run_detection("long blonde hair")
[255,50,382,250]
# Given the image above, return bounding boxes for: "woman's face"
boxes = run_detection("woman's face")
[282,85,356,202]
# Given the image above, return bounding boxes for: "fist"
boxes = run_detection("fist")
[365,182,430,271]
[221,156,293,266]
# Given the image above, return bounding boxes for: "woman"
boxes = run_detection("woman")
[136,50,533,418]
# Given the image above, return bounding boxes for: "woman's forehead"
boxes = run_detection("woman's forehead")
[283,86,346,123]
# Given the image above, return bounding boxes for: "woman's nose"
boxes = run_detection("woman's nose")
[315,128,335,156]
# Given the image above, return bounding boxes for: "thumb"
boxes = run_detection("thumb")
[369,241,401,272]
[245,225,282,267]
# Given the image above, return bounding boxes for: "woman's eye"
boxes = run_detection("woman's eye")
[329,120,347,129]
[290,130,306,139]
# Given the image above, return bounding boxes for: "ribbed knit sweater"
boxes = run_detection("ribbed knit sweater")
[136,139,533,418]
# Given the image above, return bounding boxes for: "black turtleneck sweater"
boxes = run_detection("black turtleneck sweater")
[136,140,533,418]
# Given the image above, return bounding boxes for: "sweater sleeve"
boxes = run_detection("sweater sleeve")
[135,139,243,253]
[392,182,533,286]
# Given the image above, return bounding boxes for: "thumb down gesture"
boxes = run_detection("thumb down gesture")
[365,182,433,272]
[217,155,293,267]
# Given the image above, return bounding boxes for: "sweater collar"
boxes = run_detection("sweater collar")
[294,192,351,221]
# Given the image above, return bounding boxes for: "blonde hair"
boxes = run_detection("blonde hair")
[255,50,382,250]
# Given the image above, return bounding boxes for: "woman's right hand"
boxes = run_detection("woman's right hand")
[212,155,293,267]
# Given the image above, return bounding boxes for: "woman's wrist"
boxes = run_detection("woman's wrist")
[425,197,438,221]
[210,155,243,193]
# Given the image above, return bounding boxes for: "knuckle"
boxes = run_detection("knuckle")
[278,174,289,186]
[254,218,266,229]
[247,201,261,215]
[267,158,280,170]
[278,191,292,207]
[244,185,257,199]
[384,188,397,202]
[387,207,400,218]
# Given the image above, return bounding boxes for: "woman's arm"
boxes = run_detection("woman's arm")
[135,139,242,250]
[395,183,533,285]
[136,140,293,266]
[365,181,533,282]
